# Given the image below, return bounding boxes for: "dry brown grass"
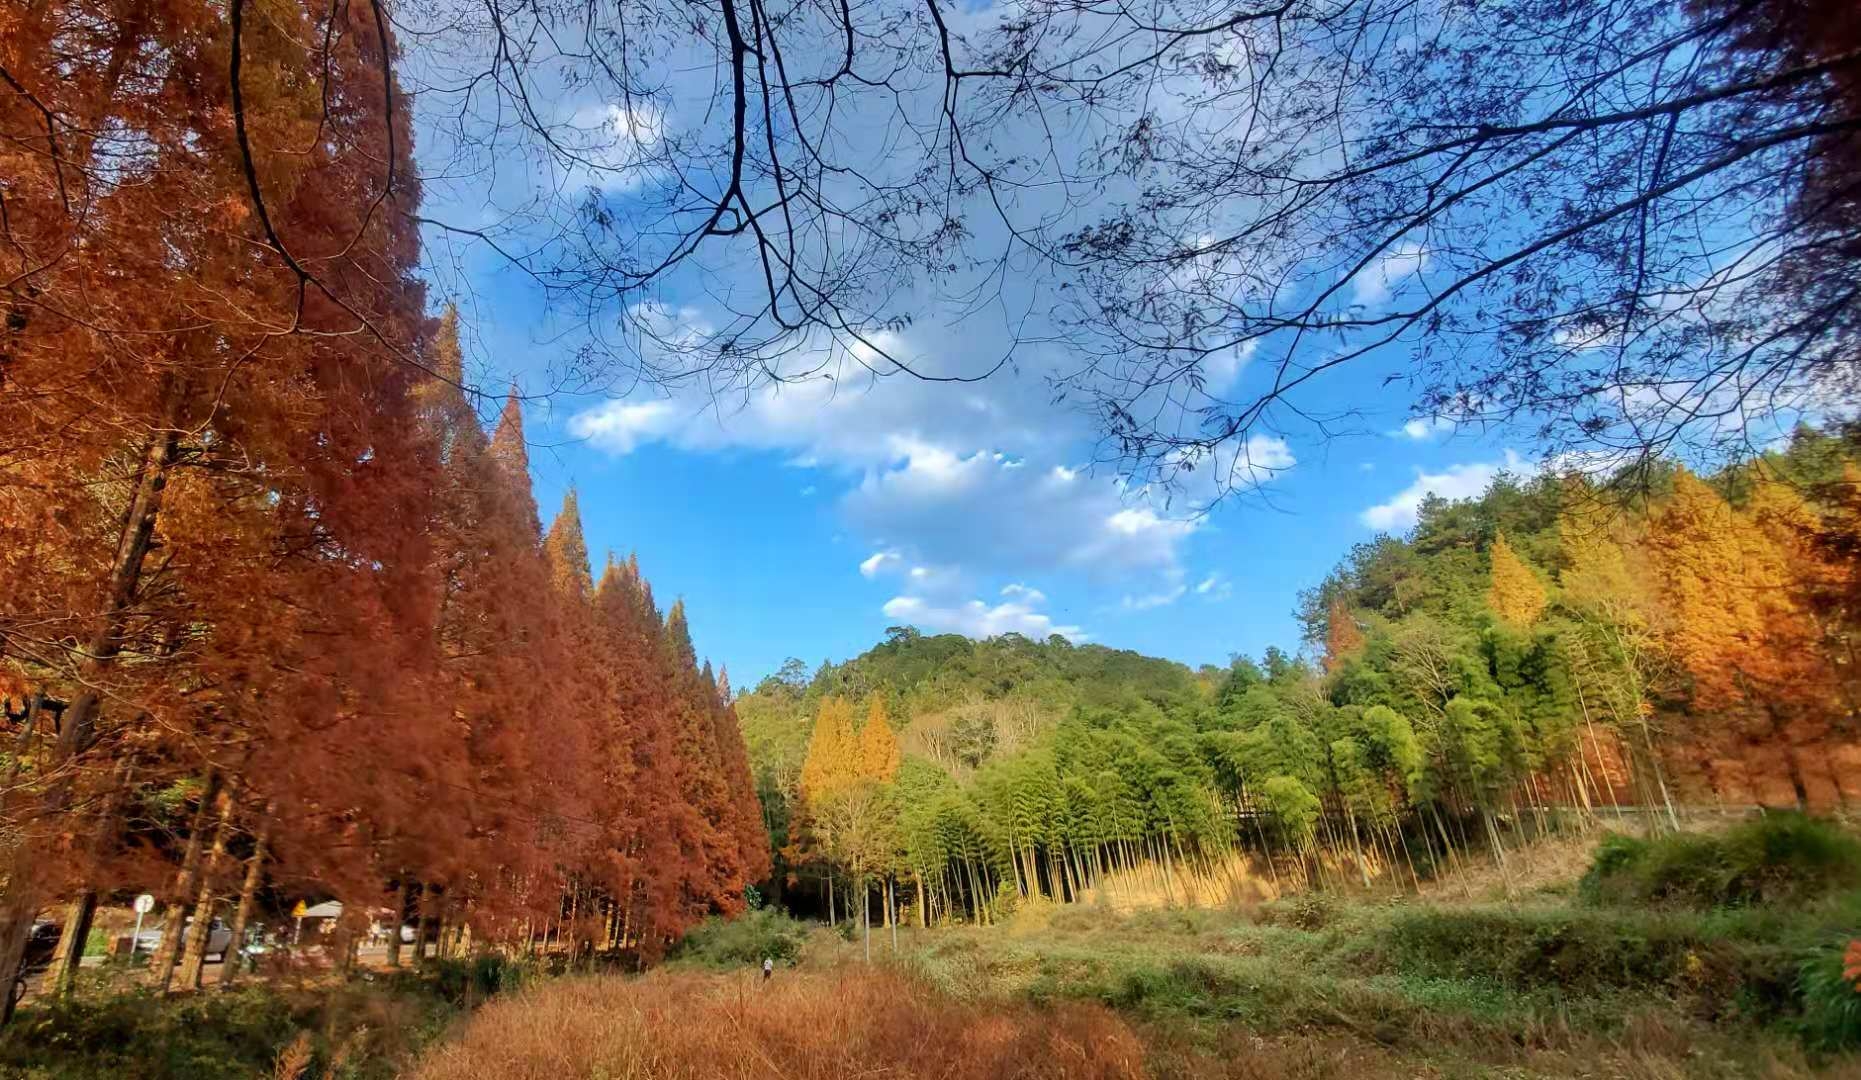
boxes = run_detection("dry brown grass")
[405,964,1461,1079]
[408,967,1151,1080]
[405,963,1861,1080]
[1083,852,1283,913]
[1415,827,1604,902]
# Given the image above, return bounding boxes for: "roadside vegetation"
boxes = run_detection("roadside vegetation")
[0,969,473,1080]
[402,818,1861,1080]
[5,818,1859,1077]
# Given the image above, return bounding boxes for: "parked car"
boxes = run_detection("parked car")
[21,921,59,972]
[135,916,233,962]
[8,921,60,1009]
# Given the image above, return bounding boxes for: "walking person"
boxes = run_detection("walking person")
[761,956,773,982]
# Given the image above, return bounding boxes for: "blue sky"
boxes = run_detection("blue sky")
[402,15,1544,688]
[387,0,1830,688]
[435,247,1529,687]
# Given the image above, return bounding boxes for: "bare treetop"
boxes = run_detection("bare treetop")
[401,0,1859,497]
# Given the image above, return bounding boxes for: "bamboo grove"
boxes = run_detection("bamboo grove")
[743,431,1861,927]
[0,0,765,1020]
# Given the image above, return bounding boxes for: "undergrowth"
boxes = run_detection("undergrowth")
[0,968,473,1080]
[668,908,811,969]
[902,821,1861,1062]
[1580,812,1861,909]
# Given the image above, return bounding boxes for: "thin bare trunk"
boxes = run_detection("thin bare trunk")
[178,786,236,990]
[46,893,96,997]
[386,880,410,969]
[415,884,437,970]
[219,815,270,987]
[151,771,224,992]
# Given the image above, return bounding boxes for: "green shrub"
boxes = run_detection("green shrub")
[1580,814,1861,909]
[0,965,490,1079]
[670,909,808,968]
[1796,939,1861,1051]
[427,954,527,1004]
[0,987,296,1080]
[1260,892,1337,931]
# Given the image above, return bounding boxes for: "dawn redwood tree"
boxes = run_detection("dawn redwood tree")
[714,669,776,898]
[1322,601,1366,674]
[0,0,432,1006]
[1647,470,1815,806]
[544,491,595,602]
[591,556,703,954]
[663,604,754,917]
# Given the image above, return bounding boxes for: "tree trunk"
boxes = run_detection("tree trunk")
[333,909,359,978]
[859,863,870,963]
[0,398,185,1025]
[415,884,437,970]
[151,770,225,993]
[1343,802,1370,889]
[1770,708,1811,811]
[1637,714,1680,831]
[47,754,138,997]
[46,892,96,997]
[887,878,898,953]
[178,786,236,990]
[220,815,269,987]
[385,880,410,969]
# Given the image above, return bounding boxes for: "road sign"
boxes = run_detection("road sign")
[291,900,307,918]
[130,893,154,960]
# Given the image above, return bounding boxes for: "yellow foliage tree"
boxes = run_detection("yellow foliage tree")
[857,697,901,781]
[1645,468,1829,807]
[1487,532,1547,626]
[799,696,858,800]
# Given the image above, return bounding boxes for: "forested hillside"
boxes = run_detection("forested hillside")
[739,427,1861,927]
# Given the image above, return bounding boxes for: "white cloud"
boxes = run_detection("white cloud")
[1360,451,1527,531]
[560,101,667,191]
[570,399,679,454]
[1000,583,1047,605]
[568,316,1072,469]
[1166,434,1297,499]
[881,593,1085,642]
[859,550,901,578]
[844,443,1197,578]
[1201,340,1258,395]
[565,309,1212,631]
[1194,573,1233,601]
[1395,416,1456,441]
[1351,242,1428,307]
[1122,584,1187,611]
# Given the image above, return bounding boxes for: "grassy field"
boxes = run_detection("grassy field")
[6,817,1861,1078]
[415,817,1861,1079]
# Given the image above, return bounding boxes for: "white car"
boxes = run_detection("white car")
[135,916,233,962]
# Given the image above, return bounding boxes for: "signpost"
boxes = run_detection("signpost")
[292,900,307,945]
[130,893,154,959]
